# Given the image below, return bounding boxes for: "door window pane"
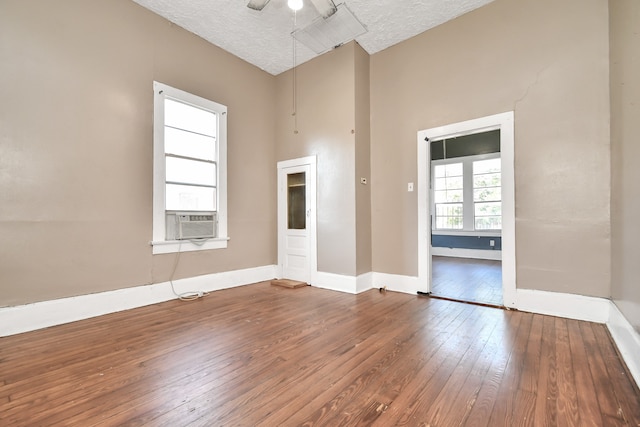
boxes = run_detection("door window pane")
[288,172,306,230]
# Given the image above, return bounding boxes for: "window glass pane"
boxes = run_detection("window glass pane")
[435,216,464,229]
[474,187,501,202]
[434,189,464,203]
[445,176,463,190]
[166,157,216,186]
[436,204,463,216]
[445,189,463,202]
[166,184,215,211]
[444,163,463,176]
[473,158,500,174]
[475,216,502,230]
[475,202,502,216]
[435,203,463,229]
[165,98,216,137]
[165,127,215,161]
[434,165,445,178]
[473,172,501,188]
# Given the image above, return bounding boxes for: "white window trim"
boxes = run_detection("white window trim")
[151,81,228,254]
[431,152,502,234]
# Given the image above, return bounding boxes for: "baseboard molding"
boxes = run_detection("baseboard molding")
[0,265,277,337]
[607,301,640,388]
[516,289,610,323]
[356,272,373,294]
[431,247,502,260]
[314,271,358,294]
[314,271,419,295]
[371,272,420,295]
[312,271,375,294]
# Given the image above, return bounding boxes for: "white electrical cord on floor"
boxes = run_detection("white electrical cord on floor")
[169,238,210,301]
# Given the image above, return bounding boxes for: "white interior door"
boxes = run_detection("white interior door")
[277,156,317,283]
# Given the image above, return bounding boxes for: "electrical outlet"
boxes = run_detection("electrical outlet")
[489,240,495,247]
[408,182,414,192]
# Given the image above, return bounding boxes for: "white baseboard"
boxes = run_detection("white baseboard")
[314,271,358,294]
[356,272,373,294]
[515,289,610,323]
[607,301,640,388]
[0,265,277,337]
[313,271,420,295]
[431,247,502,260]
[371,272,420,295]
[312,271,374,294]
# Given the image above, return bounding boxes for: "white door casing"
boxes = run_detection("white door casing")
[277,156,317,284]
[417,112,516,308]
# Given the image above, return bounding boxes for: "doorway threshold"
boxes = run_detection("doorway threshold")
[418,292,507,310]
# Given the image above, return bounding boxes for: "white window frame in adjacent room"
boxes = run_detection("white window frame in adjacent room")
[151,81,228,254]
[431,152,502,234]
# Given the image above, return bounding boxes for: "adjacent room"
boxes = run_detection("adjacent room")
[1,0,639,425]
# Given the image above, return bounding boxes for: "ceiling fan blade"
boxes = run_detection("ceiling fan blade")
[308,0,337,18]
[247,0,271,11]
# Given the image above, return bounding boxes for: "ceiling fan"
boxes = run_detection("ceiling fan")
[247,0,338,19]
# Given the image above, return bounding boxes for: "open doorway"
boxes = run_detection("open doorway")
[430,130,503,306]
[417,112,516,309]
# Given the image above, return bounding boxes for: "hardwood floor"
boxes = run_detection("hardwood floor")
[1,282,639,426]
[431,256,503,306]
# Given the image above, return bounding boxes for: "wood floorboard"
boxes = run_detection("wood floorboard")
[255,298,466,427]
[591,323,640,425]
[431,256,503,306]
[1,281,639,426]
[580,321,628,425]
[314,302,484,426]
[566,320,604,426]
[460,311,521,427]
[554,318,581,427]
[536,315,560,426]
[487,312,534,426]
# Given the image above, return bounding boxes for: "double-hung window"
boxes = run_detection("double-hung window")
[152,82,228,254]
[473,158,501,230]
[433,163,464,229]
[432,154,501,232]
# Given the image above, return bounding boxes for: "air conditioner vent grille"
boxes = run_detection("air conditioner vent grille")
[166,212,217,240]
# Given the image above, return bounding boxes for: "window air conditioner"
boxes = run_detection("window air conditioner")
[166,212,216,240]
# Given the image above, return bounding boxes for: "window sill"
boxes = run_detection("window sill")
[151,237,229,254]
[432,230,501,237]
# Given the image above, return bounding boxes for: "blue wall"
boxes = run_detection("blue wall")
[432,235,501,250]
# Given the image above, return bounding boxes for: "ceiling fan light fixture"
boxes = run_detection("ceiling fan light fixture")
[288,0,303,11]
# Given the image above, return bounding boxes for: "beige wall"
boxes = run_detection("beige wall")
[610,0,640,332]
[275,43,359,276]
[0,0,620,308]
[354,44,372,275]
[0,0,277,306]
[370,0,611,297]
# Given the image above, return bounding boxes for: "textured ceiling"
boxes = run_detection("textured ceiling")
[131,0,494,75]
